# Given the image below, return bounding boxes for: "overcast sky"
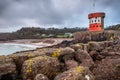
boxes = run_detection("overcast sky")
[0,0,120,32]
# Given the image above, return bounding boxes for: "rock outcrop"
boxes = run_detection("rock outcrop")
[34,74,49,80]
[74,30,120,43]
[75,49,94,68]
[22,56,60,80]
[58,47,75,62]
[54,66,95,80]
[0,56,16,80]
[9,51,45,75]
[0,34,120,80]
[65,60,79,70]
[92,58,120,80]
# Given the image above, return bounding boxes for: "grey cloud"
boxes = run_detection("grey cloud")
[0,0,11,14]
[0,0,120,32]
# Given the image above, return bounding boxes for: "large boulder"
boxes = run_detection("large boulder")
[65,60,79,70]
[34,74,49,80]
[101,40,120,53]
[9,51,45,74]
[70,44,83,51]
[54,66,95,80]
[75,50,94,68]
[74,31,91,43]
[45,48,73,61]
[70,43,89,52]
[22,56,60,80]
[89,51,104,61]
[58,47,75,62]
[88,42,101,51]
[92,58,120,80]
[0,56,16,80]
[60,47,75,56]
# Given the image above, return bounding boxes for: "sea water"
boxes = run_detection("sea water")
[0,43,40,55]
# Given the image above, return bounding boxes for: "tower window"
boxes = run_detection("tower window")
[95,20,96,23]
[92,20,93,23]
[98,20,100,22]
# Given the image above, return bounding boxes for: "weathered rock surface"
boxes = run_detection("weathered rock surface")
[75,50,94,68]
[0,56,16,80]
[74,30,120,43]
[9,51,45,74]
[92,58,120,80]
[65,60,79,70]
[34,74,49,80]
[74,31,91,43]
[89,40,120,61]
[58,47,75,62]
[70,44,83,51]
[22,56,60,80]
[60,47,75,56]
[54,66,95,80]
[88,42,102,51]
[0,35,120,80]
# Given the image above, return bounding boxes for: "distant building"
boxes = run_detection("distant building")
[48,34,55,38]
[88,12,105,31]
[64,33,73,38]
[41,34,46,37]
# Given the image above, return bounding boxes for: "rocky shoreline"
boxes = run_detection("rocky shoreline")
[0,31,120,80]
[0,40,120,80]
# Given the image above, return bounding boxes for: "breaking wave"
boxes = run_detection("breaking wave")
[0,43,40,55]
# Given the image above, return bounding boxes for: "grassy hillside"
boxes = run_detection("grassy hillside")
[105,24,120,30]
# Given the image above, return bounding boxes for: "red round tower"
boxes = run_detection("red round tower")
[88,12,105,31]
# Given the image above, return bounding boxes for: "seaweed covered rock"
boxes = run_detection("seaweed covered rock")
[9,51,45,74]
[75,50,94,68]
[22,56,60,80]
[0,56,16,80]
[47,47,75,62]
[54,66,95,80]
[45,48,61,58]
[92,58,120,80]
[34,74,49,80]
